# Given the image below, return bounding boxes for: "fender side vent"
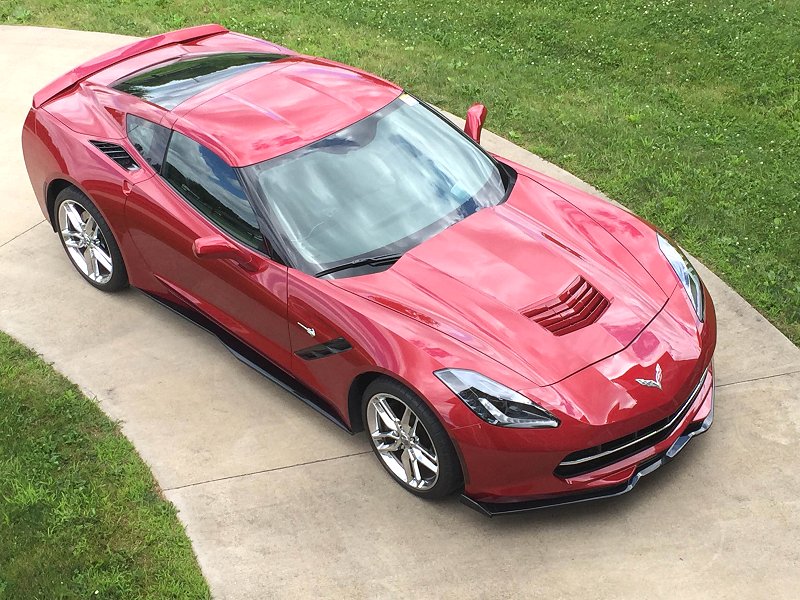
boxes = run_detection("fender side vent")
[295,337,352,361]
[522,276,609,336]
[90,140,139,171]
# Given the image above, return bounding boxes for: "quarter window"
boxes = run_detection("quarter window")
[126,114,170,172]
[162,132,264,250]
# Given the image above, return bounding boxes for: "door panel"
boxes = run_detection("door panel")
[125,176,292,372]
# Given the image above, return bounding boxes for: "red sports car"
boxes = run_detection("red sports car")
[22,25,715,515]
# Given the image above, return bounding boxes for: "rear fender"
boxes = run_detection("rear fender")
[23,108,156,290]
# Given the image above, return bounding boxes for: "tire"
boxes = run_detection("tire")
[363,376,463,499]
[54,186,128,292]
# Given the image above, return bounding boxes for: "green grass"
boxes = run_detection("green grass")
[3,0,799,343]
[0,332,210,599]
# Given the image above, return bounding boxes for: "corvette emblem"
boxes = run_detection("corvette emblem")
[636,363,663,390]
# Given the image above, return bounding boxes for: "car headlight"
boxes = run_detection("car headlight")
[657,234,705,321]
[434,369,559,428]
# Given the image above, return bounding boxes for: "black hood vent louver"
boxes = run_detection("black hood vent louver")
[90,140,139,171]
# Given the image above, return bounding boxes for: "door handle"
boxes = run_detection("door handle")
[122,179,133,197]
[193,235,268,273]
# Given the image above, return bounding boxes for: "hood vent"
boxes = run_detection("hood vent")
[522,276,609,336]
[90,140,139,171]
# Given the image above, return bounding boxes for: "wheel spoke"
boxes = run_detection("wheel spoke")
[63,236,83,249]
[400,405,413,433]
[374,397,400,433]
[412,446,438,473]
[415,443,437,463]
[83,216,97,238]
[400,448,414,483]
[410,453,422,483]
[371,430,400,451]
[63,203,84,231]
[84,248,99,279]
[93,247,113,272]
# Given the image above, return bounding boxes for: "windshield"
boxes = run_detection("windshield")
[243,95,509,276]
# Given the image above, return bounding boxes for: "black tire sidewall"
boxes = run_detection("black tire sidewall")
[54,186,128,292]
[362,376,463,499]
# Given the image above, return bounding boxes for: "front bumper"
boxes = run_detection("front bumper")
[449,283,716,513]
[460,395,714,516]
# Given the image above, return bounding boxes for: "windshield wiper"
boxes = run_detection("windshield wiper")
[314,253,403,278]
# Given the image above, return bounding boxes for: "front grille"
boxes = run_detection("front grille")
[90,140,139,171]
[554,371,707,478]
[523,276,609,336]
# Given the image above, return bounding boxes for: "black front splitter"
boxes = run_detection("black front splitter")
[461,404,714,517]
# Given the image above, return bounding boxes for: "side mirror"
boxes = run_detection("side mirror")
[464,103,487,143]
[192,235,259,271]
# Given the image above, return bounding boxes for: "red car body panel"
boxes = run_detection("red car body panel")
[171,57,402,166]
[21,25,716,510]
[123,174,294,371]
[335,169,675,386]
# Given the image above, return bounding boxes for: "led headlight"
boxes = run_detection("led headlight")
[658,234,705,321]
[434,369,559,428]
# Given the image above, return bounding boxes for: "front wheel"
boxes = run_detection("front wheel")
[363,377,462,499]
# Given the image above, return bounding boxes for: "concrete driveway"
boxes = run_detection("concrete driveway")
[1,25,799,599]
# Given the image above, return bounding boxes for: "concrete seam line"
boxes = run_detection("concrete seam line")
[162,450,373,491]
[716,369,800,389]
[0,219,47,249]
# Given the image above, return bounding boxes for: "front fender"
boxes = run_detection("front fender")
[510,161,679,296]
[286,269,535,431]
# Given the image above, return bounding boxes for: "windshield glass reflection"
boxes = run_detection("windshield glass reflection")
[244,95,508,276]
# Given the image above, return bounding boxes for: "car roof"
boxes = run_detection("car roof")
[72,30,402,166]
[110,52,292,111]
[168,55,402,167]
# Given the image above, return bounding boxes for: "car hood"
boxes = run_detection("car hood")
[335,173,674,386]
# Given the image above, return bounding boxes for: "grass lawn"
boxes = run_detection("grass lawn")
[0,332,209,599]
[2,0,799,345]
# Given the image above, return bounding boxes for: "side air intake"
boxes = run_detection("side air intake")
[90,141,139,171]
[522,276,609,336]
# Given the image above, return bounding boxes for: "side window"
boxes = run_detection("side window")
[162,131,264,251]
[126,114,170,172]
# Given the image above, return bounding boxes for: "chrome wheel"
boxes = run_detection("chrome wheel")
[366,392,439,490]
[58,199,114,285]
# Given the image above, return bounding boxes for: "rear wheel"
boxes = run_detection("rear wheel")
[363,377,462,499]
[55,186,128,292]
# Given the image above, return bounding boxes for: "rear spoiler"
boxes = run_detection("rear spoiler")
[32,24,228,108]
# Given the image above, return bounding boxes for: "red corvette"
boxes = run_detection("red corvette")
[22,25,715,515]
